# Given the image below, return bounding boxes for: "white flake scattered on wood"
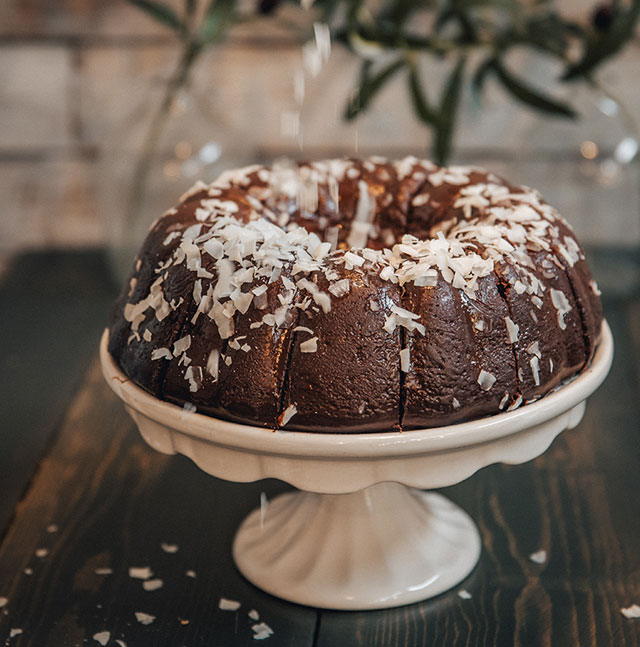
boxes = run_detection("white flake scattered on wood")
[0,597,7,608]
[24,568,33,575]
[161,542,179,554]
[135,612,156,625]
[129,567,153,580]
[248,609,260,621]
[621,604,640,619]
[35,548,48,558]
[95,568,113,575]
[9,629,23,638]
[252,621,274,640]
[46,524,58,533]
[185,570,197,578]
[219,598,241,611]
[93,631,110,646]
[116,640,127,647]
[529,550,547,564]
[458,590,472,599]
[143,579,164,591]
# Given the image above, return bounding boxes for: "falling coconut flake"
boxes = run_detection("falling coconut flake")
[621,604,640,619]
[93,631,110,646]
[219,598,241,611]
[529,550,547,564]
[129,567,153,580]
[135,612,156,625]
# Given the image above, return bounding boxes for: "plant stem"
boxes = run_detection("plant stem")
[125,40,202,239]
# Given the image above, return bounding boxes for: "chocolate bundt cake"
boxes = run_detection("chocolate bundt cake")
[108,157,603,432]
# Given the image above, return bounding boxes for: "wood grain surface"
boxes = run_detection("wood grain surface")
[0,252,639,647]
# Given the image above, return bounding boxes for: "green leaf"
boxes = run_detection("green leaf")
[128,0,184,32]
[407,63,439,126]
[200,0,236,44]
[492,60,576,117]
[562,0,640,80]
[434,55,465,165]
[344,58,406,120]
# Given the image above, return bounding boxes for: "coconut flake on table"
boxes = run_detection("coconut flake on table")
[621,604,640,619]
[129,567,153,580]
[0,597,7,608]
[529,549,547,564]
[219,598,241,611]
[143,579,164,592]
[457,589,472,600]
[93,631,110,646]
[248,609,260,621]
[161,542,179,553]
[477,370,496,391]
[185,570,197,578]
[135,612,156,625]
[95,568,113,575]
[10,629,23,638]
[252,622,274,640]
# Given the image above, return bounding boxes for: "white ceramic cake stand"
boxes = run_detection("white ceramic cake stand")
[100,323,613,610]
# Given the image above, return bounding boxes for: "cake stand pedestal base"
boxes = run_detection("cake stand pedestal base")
[232,482,481,610]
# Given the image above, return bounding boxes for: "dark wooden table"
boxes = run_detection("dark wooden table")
[1,250,639,647]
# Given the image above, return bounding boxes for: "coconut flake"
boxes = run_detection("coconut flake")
[529,549,547,564]
[452,397,461,409]
[206,349,220,380]
[252,622,274,640]
[172,335,192,356]
[477,370,496,391]
[530,356,540,386]
[135,612,156,625]
[621,604,640,619]
[129,567,153,580]
[400,348,410,373]
[550,289,571,330]
[219,598,241,611]
[95,568,113,575]
[143,579,164,591]
[328,279,351,297]
[279,404,297,426]
[458,590,472,600]
[300,337,318,353]
[504,316,519,343]
[0,597,7,608]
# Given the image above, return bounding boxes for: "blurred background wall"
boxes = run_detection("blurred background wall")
[1,0,639,265]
